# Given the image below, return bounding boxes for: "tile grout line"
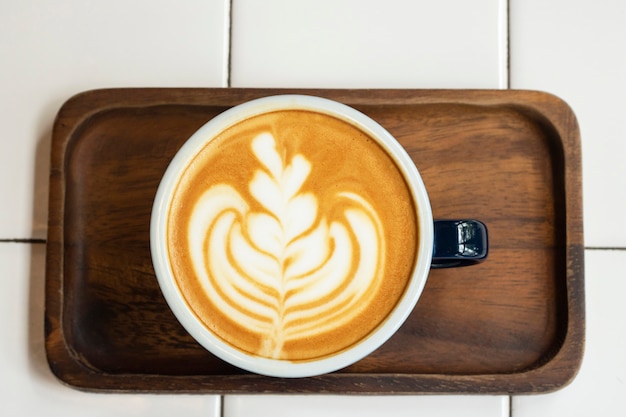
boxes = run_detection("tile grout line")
[225,0,233,88]
[0,238,46,244]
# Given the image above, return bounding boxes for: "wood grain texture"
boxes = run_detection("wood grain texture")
[45,88,584,393]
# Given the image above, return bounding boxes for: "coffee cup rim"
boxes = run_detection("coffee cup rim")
[150,94,434,378]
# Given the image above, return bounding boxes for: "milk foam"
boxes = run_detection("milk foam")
[187,132,386,359]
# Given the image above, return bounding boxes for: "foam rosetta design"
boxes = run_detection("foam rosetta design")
[188,132,386,359]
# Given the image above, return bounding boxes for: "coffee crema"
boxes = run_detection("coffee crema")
[166,109,418,361]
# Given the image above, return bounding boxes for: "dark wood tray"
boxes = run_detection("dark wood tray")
[45,88,584,394]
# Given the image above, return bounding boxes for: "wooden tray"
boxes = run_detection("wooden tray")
[45,88,584,394]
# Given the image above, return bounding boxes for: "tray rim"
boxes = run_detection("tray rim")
[45,87,585,394]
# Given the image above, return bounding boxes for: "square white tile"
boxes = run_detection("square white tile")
[0,0,230,240]
[512,249,626,416]
[225,395,509,417]
[231,0,507,89]
[509,0,626,247]
[0,242,221,416]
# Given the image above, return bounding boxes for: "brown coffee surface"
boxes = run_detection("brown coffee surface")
[167,109,418,361]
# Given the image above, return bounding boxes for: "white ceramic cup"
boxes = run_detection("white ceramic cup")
[150,95,434,378]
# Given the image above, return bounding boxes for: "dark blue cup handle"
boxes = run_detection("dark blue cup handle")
[431,220,488,268]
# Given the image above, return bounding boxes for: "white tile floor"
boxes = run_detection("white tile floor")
[230,0,507,89]
[2,0,625,415]
[0,0,229,239]
[225,395,509,417]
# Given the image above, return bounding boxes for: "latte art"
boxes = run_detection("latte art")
[188,133,386,358]
[166,109,417,361]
